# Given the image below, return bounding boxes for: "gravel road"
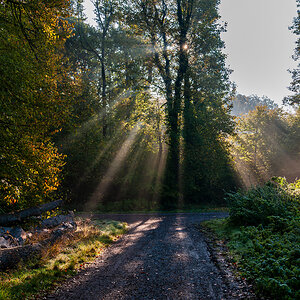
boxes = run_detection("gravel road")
[46,212,248,300]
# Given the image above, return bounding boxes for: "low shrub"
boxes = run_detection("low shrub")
[229,220,300,299]
[204,177,300,300]
[227,177,299,226]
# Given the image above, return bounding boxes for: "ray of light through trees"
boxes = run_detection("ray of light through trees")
[0,0,299,213]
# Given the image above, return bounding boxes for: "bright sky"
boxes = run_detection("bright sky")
[219,0,298,105]
[83,0,298,105]
[83,0,96,26]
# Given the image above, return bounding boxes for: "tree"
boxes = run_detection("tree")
[125,0,235,206]
[182,0,235,202]
[124,0,185,204]
[0,0,75,211]
[232,94,278,116]
[284,0,300,106]
[124,0,203,205]
[56,2,161,207]
[231,106,300,187]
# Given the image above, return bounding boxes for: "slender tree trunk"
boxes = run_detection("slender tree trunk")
[162,45,188,207]
[183,63,196,202]
[160,70,181,208]
[101,35,107,137]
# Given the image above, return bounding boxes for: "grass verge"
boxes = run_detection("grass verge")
[0,218,127,300]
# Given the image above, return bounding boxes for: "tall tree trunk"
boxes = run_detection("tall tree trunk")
[183,64,196,202]
[161,0,193,208]
[101,35,107,137]
[162,45,189,207]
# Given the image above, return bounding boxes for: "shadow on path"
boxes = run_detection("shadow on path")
[47,213,229,300]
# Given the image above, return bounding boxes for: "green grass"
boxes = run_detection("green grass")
[0,219,127,300]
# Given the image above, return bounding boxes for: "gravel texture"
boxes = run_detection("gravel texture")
[46,212,252,300]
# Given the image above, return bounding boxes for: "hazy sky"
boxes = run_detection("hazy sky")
[83,0,298,105]
[219,0,298,105]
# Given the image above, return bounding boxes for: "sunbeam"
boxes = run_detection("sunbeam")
[151,142,167,204]
[115,136,146,202]
[74,126,124,188]
[59,88,134,151]
[85,126,140,211]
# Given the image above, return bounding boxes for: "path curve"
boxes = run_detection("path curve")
[46,212,245,300]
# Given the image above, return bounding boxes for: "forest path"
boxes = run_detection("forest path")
[46,212,245,300]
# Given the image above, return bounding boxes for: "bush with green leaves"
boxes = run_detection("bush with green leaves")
[226,177,299,226]
[226,218,300,299]
[207,177,300,299]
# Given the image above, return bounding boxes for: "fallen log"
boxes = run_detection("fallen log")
[40,214,74,229]
[0,214,20,226]
[0,200,63,226]
[0,243,43,270]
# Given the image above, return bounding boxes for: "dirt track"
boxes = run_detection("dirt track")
[46,213,252,300]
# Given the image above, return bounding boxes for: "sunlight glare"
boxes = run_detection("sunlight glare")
[85,126,140,210]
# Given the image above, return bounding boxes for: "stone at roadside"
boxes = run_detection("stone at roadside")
[0,236,14,248]
[0,243,43,270]
[0,220,78,270]
[40,214,74,229]
[0,226,26,246]
[53,222,77,238]
[40,221,77,247]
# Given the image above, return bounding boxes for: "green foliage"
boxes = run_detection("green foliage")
[284,0,300,106]
[229,221,300,300]
[121,0,238,207]
[207,178,300,299]
[227,178,299,226]
[0,1,77,211]
[0,138,65,212]
[182,0,237,203]
[55,2,165,208]
[55,87,164,207]
[54,0,239,210]
[232,106,300,187]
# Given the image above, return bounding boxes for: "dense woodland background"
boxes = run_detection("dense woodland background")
[1,0,299,213]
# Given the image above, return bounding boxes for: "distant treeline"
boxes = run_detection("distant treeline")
[231,94,278,116]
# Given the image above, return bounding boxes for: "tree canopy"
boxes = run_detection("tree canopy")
[0,0,76,211]
[1,0,299,213]
[284,0,300,106]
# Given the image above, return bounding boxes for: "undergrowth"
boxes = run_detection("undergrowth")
[0,218,127,300]
[202,177,300,300]
[94,202,228,213]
